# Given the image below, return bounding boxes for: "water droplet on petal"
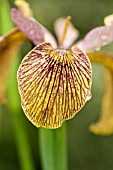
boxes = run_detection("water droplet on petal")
[85,88,92,101]
[101,34,108,40]
[18,70,21,75]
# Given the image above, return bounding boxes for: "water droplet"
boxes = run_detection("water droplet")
[29,30,35,35]
[18,70,21,74]
[101,34,108,40]
[32,74,35,78]
[85,88,92,101]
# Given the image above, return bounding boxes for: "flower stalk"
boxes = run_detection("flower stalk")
[39,124,68,170]
[7,56,36,170]
[0,0,36,169]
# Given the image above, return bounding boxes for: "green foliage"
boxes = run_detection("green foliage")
[0,0,13,34]
[7,57,36,170]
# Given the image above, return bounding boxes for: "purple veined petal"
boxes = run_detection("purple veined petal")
[75,26,113,53]
[17,42,92,128]
[54,17,79,48]
[11,8,57,48]
[11,8,44,45]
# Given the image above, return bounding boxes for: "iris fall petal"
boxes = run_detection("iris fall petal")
[17,42,92,128]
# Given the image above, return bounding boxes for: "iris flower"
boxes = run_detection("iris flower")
[11,8,92,129]
[1,0,113,134]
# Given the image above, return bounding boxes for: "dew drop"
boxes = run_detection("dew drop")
[32,74,35,78]
[18,70,21,74]
[101,34,108,40]
[85,88,92,101]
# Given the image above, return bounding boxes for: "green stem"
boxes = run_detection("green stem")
[0,1,35,169]
[0,0,13,146]
[7,57,36,170]
[39,124,68,170]
[0,105,1,139]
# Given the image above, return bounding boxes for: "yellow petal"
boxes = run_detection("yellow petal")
[88,52,113,135]
[89,69,113,135]
[0,28,26,103]
[17,42,92,128]
[15,0,33,17]
[104,14,113,26]
[88,52,113,71]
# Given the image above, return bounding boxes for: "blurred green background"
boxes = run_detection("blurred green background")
[0,0,113,170]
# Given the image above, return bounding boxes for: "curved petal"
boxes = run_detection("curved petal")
[76,26,113,52]
[89,69,113,135]
[88,52,113,135]
[54,17,79,48]
[87,52,113,70]
[0,28,26,103]
[17,42,92,128]
[42,27,57,48]
[11,8,57,48]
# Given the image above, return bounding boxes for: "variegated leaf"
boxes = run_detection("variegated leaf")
[17,42,92,128]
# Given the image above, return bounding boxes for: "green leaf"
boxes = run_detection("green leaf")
[0,0,13,34]
[7,56,36,170]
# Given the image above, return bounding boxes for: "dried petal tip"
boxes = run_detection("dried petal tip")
[15,0,33,17]
[104,14,113,26]
[17,42,92,128]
